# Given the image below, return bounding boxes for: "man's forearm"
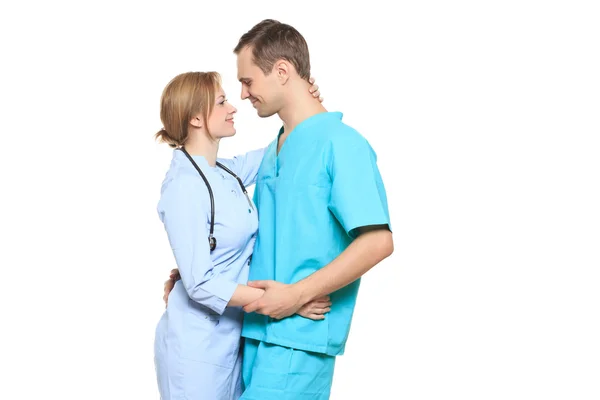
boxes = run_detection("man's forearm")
[294,229,394,304]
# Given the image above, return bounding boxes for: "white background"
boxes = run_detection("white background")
[1,0,599,399]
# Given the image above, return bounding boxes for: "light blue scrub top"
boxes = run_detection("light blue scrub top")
[241,112,391,356]
[156,147,264,369]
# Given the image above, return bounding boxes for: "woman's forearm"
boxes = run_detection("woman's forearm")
[227,284,265,307]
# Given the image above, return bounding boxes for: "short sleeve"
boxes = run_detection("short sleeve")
[158,176,238,314]
[327,135,391,238]
[218,147,266,187]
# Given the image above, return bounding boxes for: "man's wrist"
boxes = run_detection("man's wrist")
[293,279,316,305]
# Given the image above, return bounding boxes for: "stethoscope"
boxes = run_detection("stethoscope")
[178,146,254,251]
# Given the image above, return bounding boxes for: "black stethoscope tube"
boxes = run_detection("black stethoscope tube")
[178,147,253,251]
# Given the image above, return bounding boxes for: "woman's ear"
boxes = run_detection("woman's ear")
[190,116,203,129]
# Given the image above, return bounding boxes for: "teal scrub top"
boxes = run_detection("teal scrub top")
[241,111,391,356]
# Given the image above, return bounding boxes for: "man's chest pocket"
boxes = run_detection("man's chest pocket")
[278,162,330,188]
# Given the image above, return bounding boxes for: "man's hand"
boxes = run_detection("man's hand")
[163,268,180,307]
[243,280,304,319]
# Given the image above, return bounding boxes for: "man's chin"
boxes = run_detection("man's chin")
[257,109,276,118]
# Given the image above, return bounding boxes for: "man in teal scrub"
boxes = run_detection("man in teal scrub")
[163,19,393,399]
[234,20,394,399]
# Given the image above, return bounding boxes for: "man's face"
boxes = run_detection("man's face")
[236,46,281,118]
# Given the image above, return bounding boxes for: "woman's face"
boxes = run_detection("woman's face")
[206,88,237,139]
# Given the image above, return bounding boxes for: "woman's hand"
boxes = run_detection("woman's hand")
[308,76,324,102]
[297,295,332,320]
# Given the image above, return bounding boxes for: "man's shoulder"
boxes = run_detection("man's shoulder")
[265,137,278,153]
[324,120,370,150]
[256,139,277,167]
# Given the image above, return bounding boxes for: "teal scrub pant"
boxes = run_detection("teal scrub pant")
[240,338,336,400]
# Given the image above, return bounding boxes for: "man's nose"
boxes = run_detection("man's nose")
[241,86,249,100]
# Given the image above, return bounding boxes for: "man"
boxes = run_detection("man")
[165,19,393,399]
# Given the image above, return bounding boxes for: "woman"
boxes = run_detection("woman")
[153,71,330,400]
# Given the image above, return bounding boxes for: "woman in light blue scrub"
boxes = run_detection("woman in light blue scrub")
[152,71,329,400]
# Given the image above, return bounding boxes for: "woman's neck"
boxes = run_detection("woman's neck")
[183,132,219,166]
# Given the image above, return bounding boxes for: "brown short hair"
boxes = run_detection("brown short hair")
[233,19,311,80]
[155,72,221,148]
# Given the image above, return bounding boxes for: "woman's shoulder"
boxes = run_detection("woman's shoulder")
[159,165,211,210]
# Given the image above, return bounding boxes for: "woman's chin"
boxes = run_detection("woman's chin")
[217,129,236,139]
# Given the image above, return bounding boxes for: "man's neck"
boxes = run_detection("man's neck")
[277,85,327,153]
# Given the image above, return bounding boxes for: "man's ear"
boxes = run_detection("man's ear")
[274,59,290,84]
[190,116,203,129]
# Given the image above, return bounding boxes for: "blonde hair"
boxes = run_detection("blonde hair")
[155,71,221,148]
